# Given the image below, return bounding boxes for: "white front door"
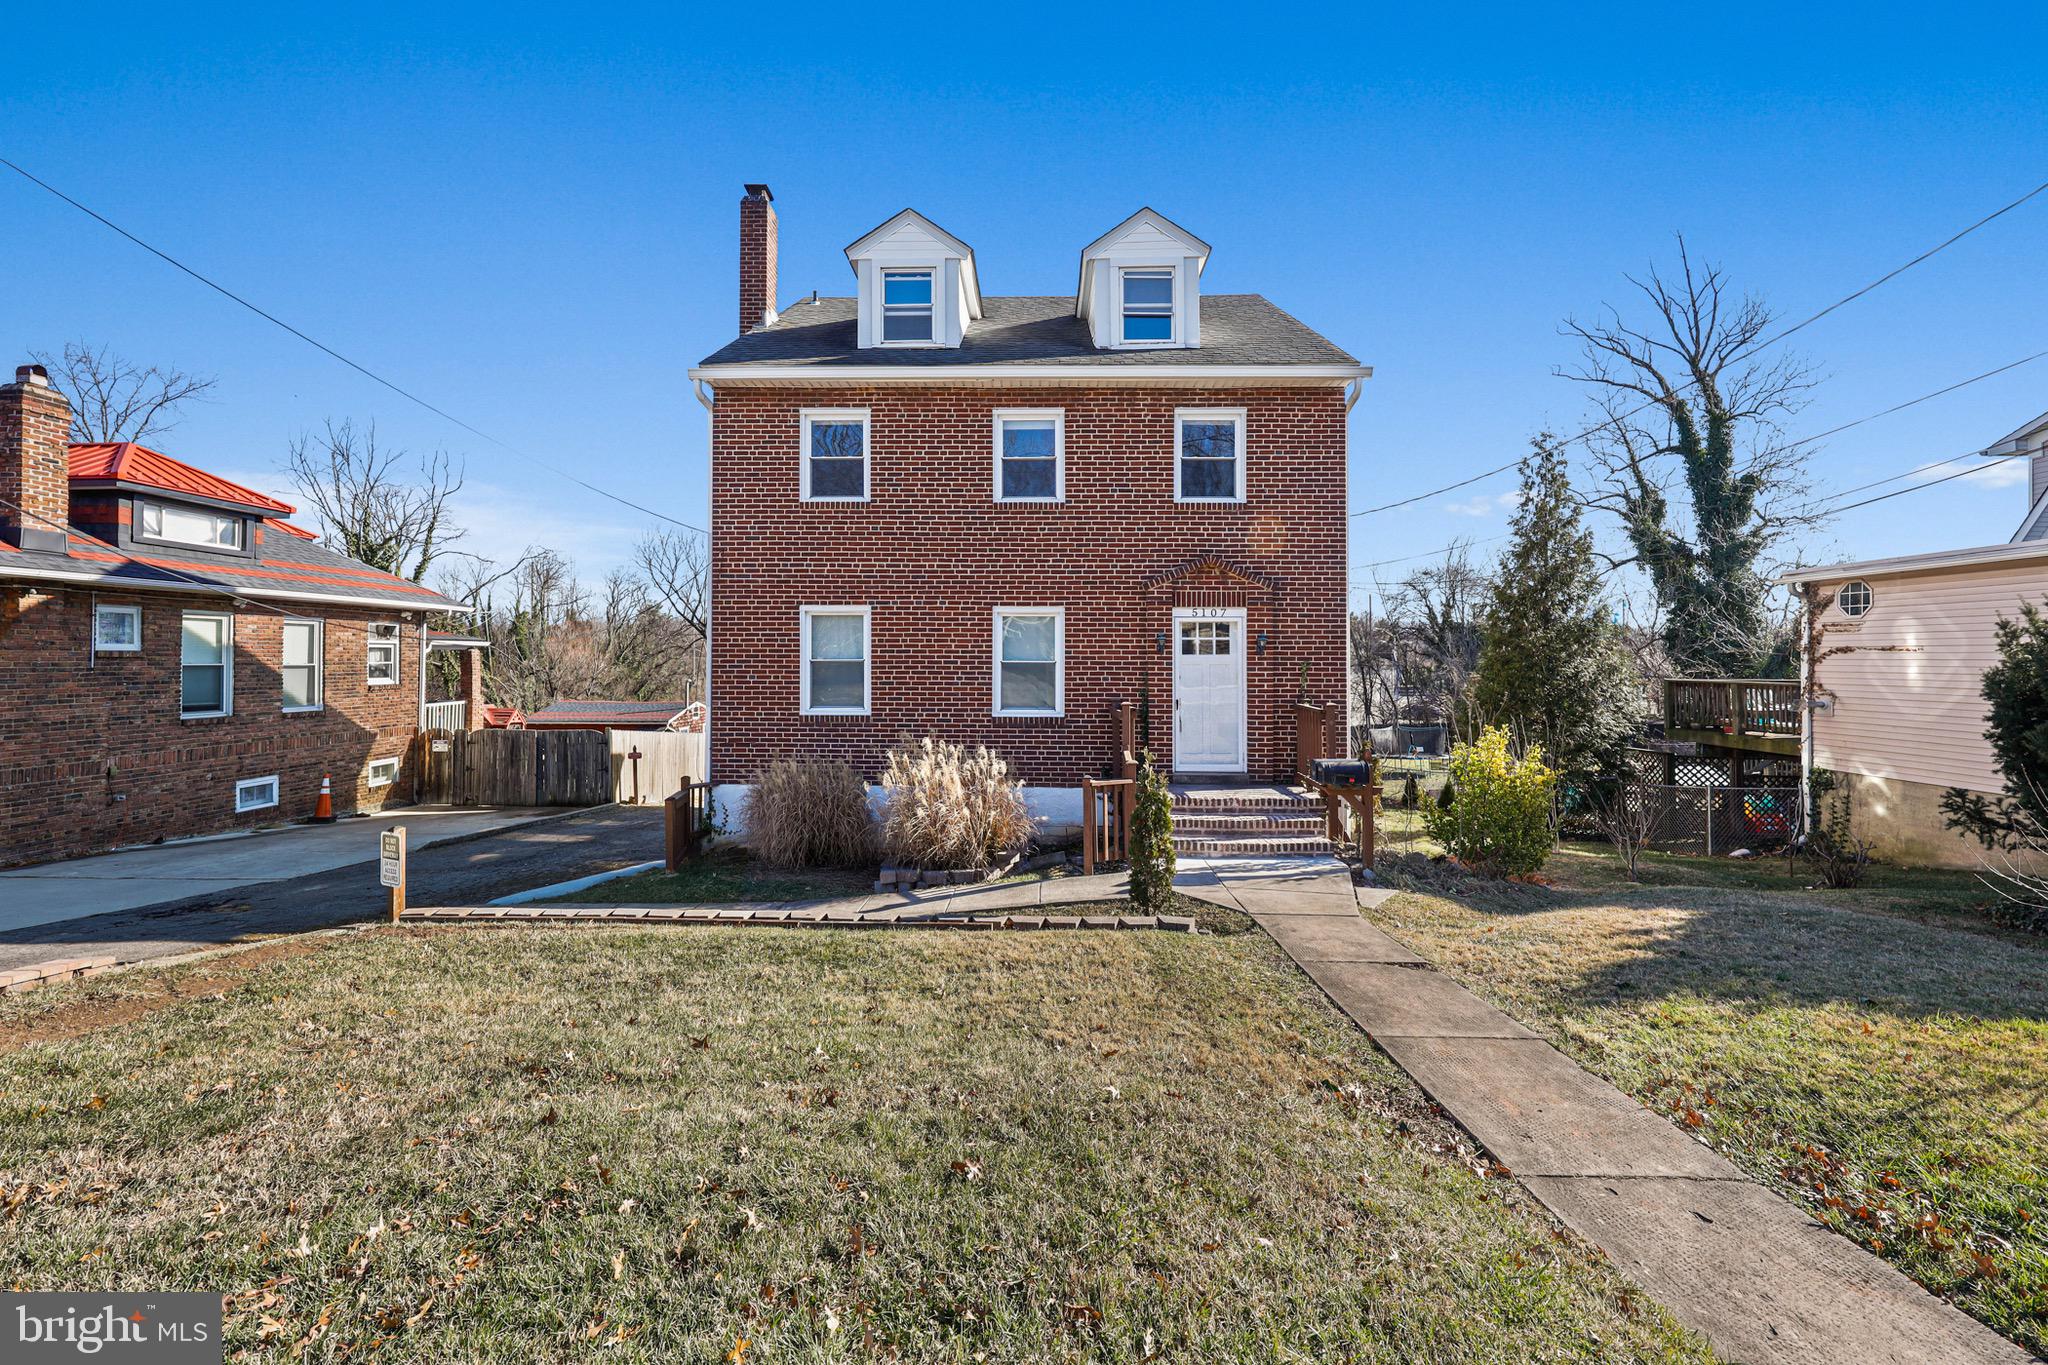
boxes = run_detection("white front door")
[1173,610,1246,773]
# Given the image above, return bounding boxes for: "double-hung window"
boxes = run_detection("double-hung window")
[282,619,323,711]
[993,607,1063,716]
[1120,268,1174,343]
[800,409,870,501]
[181,612,233,718]
[801,606,870,715]
[139,499,244,551]
[881,268,935,342]
[367,622,400,684]
[993,410,1064,502]
[1175,408,1246,503]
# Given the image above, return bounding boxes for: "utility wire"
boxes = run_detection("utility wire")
[0,155,707,536]
[1350,177,2048,518]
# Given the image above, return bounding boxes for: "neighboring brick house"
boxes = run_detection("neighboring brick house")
[689,186,1368,828]
[0,363,481,867]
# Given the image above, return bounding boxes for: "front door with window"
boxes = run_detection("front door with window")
[1173,612,1246,773]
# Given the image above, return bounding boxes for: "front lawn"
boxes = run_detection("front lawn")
[1368,847,2048,1353]
[555,846,876,904]
[0,923,1708,1362]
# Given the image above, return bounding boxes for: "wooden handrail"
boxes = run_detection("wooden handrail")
[1080,776,1134,875]
[665,781,713,870]
[1664,677,1799,738]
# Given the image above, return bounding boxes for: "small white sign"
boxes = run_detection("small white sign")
[431,738,451,753]
[379,829,404,888]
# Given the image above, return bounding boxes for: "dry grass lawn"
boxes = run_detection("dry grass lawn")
[0,922,1709,1363]
[1368,845,2048,1353]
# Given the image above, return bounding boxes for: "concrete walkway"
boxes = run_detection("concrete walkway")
[0,807,575,931]
[1174,871,2040,1364]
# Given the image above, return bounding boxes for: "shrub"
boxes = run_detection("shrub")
[1128,752,1176,912]
[1401,773,1420,811]
[879,737,1032,870]
[1420,726,1555,877]
[743,760,874,867]
[1436,777,1457,810]
[1804,768,1873,890]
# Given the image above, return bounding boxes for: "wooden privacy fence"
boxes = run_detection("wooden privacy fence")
[412,728,611,807]
[609,731,707,806]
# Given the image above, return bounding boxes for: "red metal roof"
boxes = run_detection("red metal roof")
[69,442,295,514]
[481,705,525,729]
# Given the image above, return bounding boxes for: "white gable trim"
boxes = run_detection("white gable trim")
[843,208,982,316]
[2012,485,2048,544]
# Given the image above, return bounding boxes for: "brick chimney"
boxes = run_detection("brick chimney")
[0,363,72,554]
[739,183,778,335]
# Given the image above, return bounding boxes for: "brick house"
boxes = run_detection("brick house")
[689,186,1368,832]
[0,363,485,867]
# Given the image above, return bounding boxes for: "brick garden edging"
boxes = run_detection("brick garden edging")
[0,954,119,995]
[399,906,1198,933]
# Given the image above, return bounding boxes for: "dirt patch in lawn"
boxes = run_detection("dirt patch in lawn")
[0,937,337,1054]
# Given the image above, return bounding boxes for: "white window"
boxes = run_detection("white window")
[881,268,935,343]
[139,499,244,551]
[993,607,1064,716]
[282,618,323,711]
[93,603,141,652]
[800,606,870,715]
[1175,408,1247,503]
[1120,268,1175,344]
[1836,580,1874,618]
[993,410,1064,502]
[800,409,870,502]
[367,622,400,684]
[366,757,400,789]
[180,612,233,718]
[234,775,279,813]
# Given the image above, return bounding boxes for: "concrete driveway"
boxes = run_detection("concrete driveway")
[0,807,575,931]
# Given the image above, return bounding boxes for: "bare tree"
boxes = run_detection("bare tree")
[1562,238,1822,676]
[1589,780,1663,881]
[285,418,465,582]
[1379,543,1491,741]
[32,341,216,443]
[634,528,707,639]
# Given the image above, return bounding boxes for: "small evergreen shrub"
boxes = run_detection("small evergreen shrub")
[1127,752,1176,912]
[879,736,1032,870]
[1436,778,1457,810]
[744,760,874,867]
[1401,773,1420,811]
[1421,726,1555,877]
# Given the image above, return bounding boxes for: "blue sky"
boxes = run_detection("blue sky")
[5,3,2046,608]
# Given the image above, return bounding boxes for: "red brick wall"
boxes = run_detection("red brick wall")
[708,384,1348,785]
[738,187,777,335]
[0,588,423,866]
[0,371,72,550]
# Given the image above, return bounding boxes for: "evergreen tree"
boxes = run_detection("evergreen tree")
[1943,600,2048,847]
[1470,440,1645,778]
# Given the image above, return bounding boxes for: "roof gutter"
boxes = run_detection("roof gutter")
[0,563,471,613]
[686,362,1373,385]
[1774,538,2048,584]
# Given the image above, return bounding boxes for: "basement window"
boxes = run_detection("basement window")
[234,775,279,813]
[366,757,400,789]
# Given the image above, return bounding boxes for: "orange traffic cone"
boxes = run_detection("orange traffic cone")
[313,773,335,823]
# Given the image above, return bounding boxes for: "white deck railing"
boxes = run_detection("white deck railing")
[423,700,468,732]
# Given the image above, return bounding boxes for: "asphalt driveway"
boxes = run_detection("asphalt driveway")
[0,805,662,976]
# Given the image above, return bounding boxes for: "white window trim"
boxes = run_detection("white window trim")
[1174,407,1248,504]
[877,267,939,348]
[1115,265,1180,349]
[799,605,872,716]
[181,611,234,719]
[366,756,400,789]
[991,409,1066,503]
[282,617,325,713]
[93,603,141,652]
[1835,580,1874,619]
[137,497,246,552]
[799,408,872,503]
[992,606,1065,718]
[367,621,401,685]
[234,775,279,813]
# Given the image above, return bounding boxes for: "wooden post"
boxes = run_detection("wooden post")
[627,745,644,805]
[1293,702,1326,782]
[1081,777,1098,875]
[380,826,407,922]
[665,787,688,872]
[1116,702,1138,781]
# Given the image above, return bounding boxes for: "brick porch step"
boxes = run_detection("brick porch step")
[1169,788,1321,813]
[1172,811,1328,836]
[1171,833,1336,857]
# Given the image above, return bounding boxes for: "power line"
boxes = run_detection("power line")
[0,155,707,537]
[1819,458,2025,516]
[1350,177,2048,518]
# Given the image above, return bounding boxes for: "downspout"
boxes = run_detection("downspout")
[1799,584,1816,839]
[694,379,716,789]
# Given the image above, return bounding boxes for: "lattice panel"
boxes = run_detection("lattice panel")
[1672,757,1733,788]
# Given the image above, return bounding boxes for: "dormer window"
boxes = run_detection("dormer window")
[1120,269,1175,343]
[138,499,244,551]
[882,269,936,343]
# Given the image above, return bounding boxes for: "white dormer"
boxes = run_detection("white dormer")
[1075,208,1212,351]
[1988,406,2048,543]
[844,209,982,349]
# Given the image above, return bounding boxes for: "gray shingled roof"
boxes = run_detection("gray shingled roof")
[695,294,1357,369]
[0,527,467,611]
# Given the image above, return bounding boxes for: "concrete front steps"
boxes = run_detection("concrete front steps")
[1170,785,1334,858]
